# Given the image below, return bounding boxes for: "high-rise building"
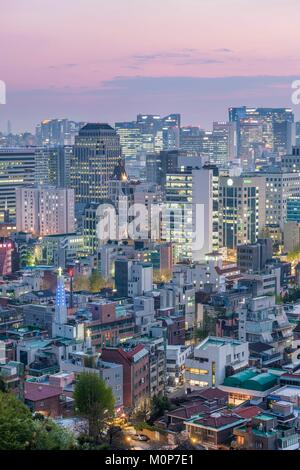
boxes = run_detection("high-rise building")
[201,131,214,162]
[218,175,266,249]
[137,113,180,134]
[115,122,142,177]
[146,150,183,185]
[47,146,72,188]
[162,167,214,262]
[0,148,36,222]
[296,122,300,146]
[203,164,220,251]
[180,127,204,156]
[136,113,180,152]
[239,118,264,171]
[82,202,100,253]
[281,146,300,173]
[71,123,121,204]
[287,197,300,222]
[264,170,300,230]
[35,146,72,187]
[16,186,75,236]
[229,107,294,158]
[36,119,84,146]
[180,123,236,167]
[211,121,237,166]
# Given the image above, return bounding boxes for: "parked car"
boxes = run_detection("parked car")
[131,434,149,442]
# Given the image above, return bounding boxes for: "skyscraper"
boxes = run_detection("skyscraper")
[35,146,72,187]
[71,123,121,204]
[180,127,204,155]
[211,121,237,167]
[115,122,142,177]
[218,175,266,249]
[162,167,213,262]
[136,113,180,152]
[229,107,294,159]
[16,186,75,236]
[36,119,85,146]
[0,148,36,222]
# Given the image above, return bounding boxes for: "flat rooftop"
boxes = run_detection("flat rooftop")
[272,385,300,397]
[197,336,243,351]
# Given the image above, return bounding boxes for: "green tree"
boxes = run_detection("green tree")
[89,270,112,293]
[149,394,172,423]
[73,274,90,291]
[287,243,300,262]
[89,270,105,293]
[0,392,74,450]
[194,327,208,342]
[32,416,75,450]
[0,391,35,449]
[74,372,115,441]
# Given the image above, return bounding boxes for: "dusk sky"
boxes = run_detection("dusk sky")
[1,0,300,132]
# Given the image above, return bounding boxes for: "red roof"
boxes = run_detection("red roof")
[24,382,62,402]
[194,413,244,429]
[235,406,262,420]
[188,387,228,402]
[167,400,212,420]
[126,344,144,358]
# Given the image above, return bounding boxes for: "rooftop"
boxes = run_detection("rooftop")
[24,381,62,401]
[186,412,245,431]
[80,123,114,131]
[224,370,278,391]
[197,336,244,351]
[272,385,300,398]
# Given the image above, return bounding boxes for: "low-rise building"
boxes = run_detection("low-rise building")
[185,411,246,449]
[220,368,281,406]
[185,336,249,390]
[165,345,192,385]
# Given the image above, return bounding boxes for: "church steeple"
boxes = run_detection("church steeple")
[55,267,67,325]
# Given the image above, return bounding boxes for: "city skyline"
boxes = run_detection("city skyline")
[1,0,300,131]
[2,1,300,457]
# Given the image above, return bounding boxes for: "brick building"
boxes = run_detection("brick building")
[101,344,149,411]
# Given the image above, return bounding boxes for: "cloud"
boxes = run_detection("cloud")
[47,63,78,70]
[175,58,223,66]
[214,48,233,53]
[98,74,299,96]
[129,48,239,68]
[5,75,300,132]
[133,51,191,62]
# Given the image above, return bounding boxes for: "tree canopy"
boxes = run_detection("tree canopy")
[74,372,115,440]
[73,270,113,293]
[0,392,75,450]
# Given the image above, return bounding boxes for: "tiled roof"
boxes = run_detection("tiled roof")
[24,382,61,402]
[188,387,228,402]
[167,401,211,420]
[235,406,263,419]
[192,413,244,429]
